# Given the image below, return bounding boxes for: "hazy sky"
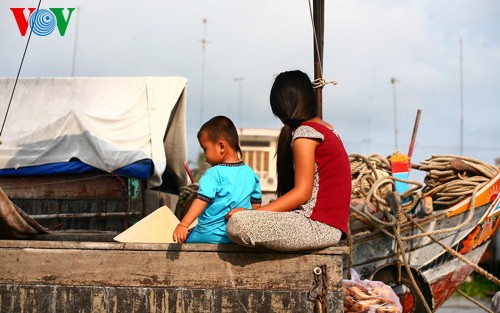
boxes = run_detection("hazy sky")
[1,0,499,177]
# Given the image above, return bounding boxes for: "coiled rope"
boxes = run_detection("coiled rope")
[350,154,499,238]
[348,153,500,311]
[350,153,422,214]
[419,155,498,207]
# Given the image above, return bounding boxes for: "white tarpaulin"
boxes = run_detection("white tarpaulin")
[0,77,188,189]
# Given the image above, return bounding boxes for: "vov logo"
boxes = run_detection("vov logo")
[10,8,75,36]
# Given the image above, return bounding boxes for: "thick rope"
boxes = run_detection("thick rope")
[397,180,481,241]
[404,211,500,286]
[350,153,422,227]
[420,155,498,207]
[350,153,392,206]
[348,153,500,311]
[312,78,338,89]
[392,204,433,313]
[456,289,493,313]
[350,168,487,242]
[350,153,499,241]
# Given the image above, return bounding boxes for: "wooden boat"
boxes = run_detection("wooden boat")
[347,154,500,313]
[0,78,498,313]
[1,3,498,312]
[0,153,498,313]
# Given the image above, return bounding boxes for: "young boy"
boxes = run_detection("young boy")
[173,116,262,244]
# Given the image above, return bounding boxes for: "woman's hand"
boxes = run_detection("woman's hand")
[225,208,247,219]
[173,224,189,243]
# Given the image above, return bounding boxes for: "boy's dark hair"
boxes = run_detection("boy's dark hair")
[197,116,242,155]
[270,70,317,196]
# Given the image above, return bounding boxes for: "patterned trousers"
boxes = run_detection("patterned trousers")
[226,210,342,251]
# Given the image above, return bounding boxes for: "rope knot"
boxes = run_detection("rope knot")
[312,78,338,89]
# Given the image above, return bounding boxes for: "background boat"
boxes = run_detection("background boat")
[347,153,500,313]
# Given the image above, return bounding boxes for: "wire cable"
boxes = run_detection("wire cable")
[0,1,43,140]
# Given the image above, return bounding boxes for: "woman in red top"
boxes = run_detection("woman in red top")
[226,70,351,251]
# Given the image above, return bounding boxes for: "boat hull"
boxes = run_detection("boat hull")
[348,173,500,312]
[0,241,348,312]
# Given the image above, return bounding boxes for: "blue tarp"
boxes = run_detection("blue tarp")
[0,159,154,179]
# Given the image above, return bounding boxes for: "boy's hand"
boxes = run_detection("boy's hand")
[173,224,189,243]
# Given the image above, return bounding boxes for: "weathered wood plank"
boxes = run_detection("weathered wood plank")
[0,245,342,291]
[0,241,347,312]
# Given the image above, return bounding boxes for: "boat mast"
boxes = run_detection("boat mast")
[313,0,325,117]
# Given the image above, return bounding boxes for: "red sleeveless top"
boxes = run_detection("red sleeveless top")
[293,122,351,237]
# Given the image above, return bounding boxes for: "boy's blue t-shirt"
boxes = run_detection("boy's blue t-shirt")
[186,162,261,244]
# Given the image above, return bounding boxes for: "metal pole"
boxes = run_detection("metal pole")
[71,7,80,77]
[200,18,208,125]
[313,0,324,117]
[459,38,464,155]
[391,77,399,151]
[366,119,371,154]
[233,77,244,124]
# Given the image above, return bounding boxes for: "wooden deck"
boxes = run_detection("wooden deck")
[0,240,349,312]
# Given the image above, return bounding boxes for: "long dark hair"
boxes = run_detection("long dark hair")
[270,70,318,196]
